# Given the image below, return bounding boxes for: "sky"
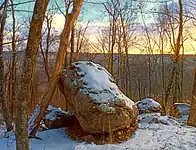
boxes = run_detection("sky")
[5,0,155,23]
[1,0,196,54]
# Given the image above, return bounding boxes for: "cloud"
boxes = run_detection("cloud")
[52,14,65,30]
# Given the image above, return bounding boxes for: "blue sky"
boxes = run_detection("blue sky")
[1,0,106,22]
[1,0,180,20]
[2,0,158,23]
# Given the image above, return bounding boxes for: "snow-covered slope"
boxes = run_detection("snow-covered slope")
[1,115,196,150]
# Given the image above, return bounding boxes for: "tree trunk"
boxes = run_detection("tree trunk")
[117,27,122,88]
[161,40,165,107]
[40,13,53,81]
[0,0,13,132]
[163,0,183,115]
[10,0,17,119]
[15,0,49,149]
[28,0,84,137]
[173,0,183,103]
[148,55,152,97]
[163,66,176,115]
[69,27,75,65]
[180,45,184,100]
[187,69,196,126]
[120,15,130,96]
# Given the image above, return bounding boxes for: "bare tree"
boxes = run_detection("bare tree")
[0,0,13,132]
[140,7,154,98]
[10,0,17,119]
[102,0,120,74]
[99,0,137,97]
[39,11,59,81]
[15,0,49,149]
[188,68,196,126]
[28,0,84,137]
[68,21,90,63]
[69,27,75,64]
[74,22,90,60]
[163,0,183,115]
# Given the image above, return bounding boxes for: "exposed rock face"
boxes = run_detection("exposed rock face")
[136,98,162,114]
[59,61,138,134]
[43,105,75,129]
[169,103,190,122]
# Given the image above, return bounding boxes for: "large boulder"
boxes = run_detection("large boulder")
[59,61,138,134]
[169,103,190,122]
[43,105,75,129]
[136,98,162,114]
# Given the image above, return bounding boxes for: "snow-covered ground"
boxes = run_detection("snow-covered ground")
[0,114,196,150]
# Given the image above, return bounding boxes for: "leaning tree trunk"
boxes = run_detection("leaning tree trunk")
[0,0,13,132]
[69,27,75,65]
[15,0,49,150]
[187,69,196,126]
[28,0,84,137]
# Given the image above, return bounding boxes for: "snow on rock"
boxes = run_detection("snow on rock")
[45,105,72,121]
[169,103,190,122]
[136,98,162,114]
[59,61,138,135]
[43,105,75,129]
[28,105,41,135]
[72,61,134,109]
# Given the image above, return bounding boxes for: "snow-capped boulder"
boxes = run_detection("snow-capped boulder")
[43,105,75,129]
[136,98,161,114]
[169,103,190,122]
[59,61,138,134]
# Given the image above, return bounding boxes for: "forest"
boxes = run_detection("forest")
[0,0,196,149]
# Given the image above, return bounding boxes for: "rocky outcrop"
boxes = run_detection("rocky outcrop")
[59,61,138,135]
[169,103,190,122]
[136,98,162,114]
